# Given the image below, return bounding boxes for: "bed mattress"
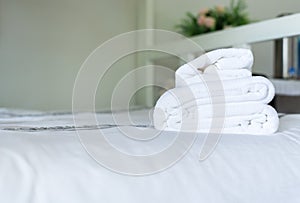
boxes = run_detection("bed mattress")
[0,109,300,203]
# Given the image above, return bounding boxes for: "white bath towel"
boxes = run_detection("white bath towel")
[153,48,278,135]
[176,48,253,87]
[153,103,279,135]
[176,65,252,87]
[156,76,275,110]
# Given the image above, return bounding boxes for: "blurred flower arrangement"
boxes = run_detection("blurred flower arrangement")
[176,0,251,37]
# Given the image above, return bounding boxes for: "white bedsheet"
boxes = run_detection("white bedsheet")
[0,109,300,203]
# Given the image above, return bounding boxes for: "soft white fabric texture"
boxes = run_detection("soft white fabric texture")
[177,65,253,87]
[0,109,300,203]
[155,76,275,109]
[154,48,278,135]
[176,48,254,87]
[153,102,279,135]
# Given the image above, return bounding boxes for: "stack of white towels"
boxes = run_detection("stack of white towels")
[153,48,279,135]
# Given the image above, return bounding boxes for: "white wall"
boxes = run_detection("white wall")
[1,0,299,110]
[152,0,300,76]
[0,0,138,110]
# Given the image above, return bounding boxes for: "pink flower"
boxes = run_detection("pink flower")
[216,5,225,13]
[204,17,216,28]
[199,8,209,16]
[197,15,206,26]
[197,15,216,29]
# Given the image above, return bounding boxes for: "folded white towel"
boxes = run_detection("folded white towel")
[153,103,279,135]
[177,65,252,87]
[176,48,253,87]
[153,48,278,135]
[156,76,275,111]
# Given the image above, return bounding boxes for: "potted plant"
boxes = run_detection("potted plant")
[176,0,251,37]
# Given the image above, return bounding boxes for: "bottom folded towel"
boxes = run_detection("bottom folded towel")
[153,103,279,135]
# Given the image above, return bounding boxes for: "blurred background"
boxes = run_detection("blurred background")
[0,0,299,111]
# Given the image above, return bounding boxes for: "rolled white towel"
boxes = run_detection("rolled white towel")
[153,103,279,135]
[177,65,252,86]
[176,48,253,87]
[156,76,275,110]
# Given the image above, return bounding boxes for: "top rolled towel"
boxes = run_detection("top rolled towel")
[176,48,254,86]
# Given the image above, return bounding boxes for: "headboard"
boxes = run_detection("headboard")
[142,13,300,107]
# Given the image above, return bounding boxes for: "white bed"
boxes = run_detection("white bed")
[0,108,300,203]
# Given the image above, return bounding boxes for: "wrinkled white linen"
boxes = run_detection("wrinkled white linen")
[0,109,299,203]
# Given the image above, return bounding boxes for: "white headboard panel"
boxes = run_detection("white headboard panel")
[152,13,300,54]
